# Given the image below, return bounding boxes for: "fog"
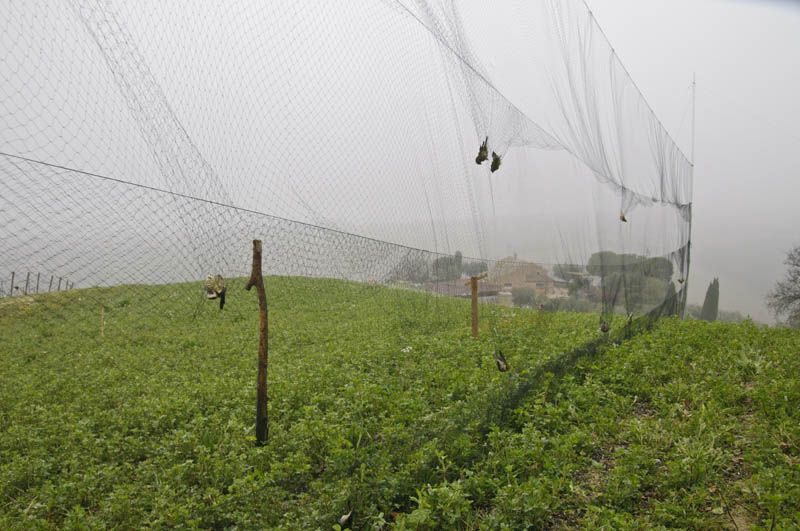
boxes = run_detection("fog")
[587,0,800,322]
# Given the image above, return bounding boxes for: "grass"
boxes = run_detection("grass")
[0,277,798,529]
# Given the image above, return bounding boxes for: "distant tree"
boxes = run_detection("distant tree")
[686,303,703,320]
[700,278,720,322]
[637,257,673,282]
[462,260,488,277]
[454,251,463,272]
[663,282,679,317]
[511,287,536,307]
[587,251,673,282]
[390,255,430,283]
[568,276,591,297]
[717,309,747,324]
[553,263,584,281]
[432,253,461,281]
[767,246,800,329]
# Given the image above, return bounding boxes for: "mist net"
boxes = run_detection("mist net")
[1,0,692,326]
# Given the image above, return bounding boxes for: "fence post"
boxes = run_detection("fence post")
[57,277,62,291]
[48,275,53,292]
[465,273,488,338]
[24,272,30,295]
[245,239,269,445]
[101,299,105,337]
[10,272,14,297]
[36,273,40,294]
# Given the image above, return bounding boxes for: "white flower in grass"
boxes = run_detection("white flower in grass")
[401,346,412,353]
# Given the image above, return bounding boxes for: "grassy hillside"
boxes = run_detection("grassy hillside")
[1,278,798,529]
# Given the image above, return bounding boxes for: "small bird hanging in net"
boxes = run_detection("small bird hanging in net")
[475,136,489,165]
[619,212,627,222]
[493,349,509,372]
[204,274,227,310]
[490,151,502,173]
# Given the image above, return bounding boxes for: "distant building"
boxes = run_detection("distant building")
[489,256,561,298]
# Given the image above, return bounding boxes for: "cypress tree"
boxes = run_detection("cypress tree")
[700,278,719,322]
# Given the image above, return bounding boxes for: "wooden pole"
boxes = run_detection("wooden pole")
[465,273,488,338]
[57,277,62,291]
[101,299,105,337]
[24,272,30,296]
[10,272,14,297]
[36,273,40,294]
[245,240,269,445]
[48,275,53,292]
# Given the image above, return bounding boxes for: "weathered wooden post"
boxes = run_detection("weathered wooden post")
[10,272,15,297]
[245,240,269,445]
[100,298,105,338]
[48,275,53,292]
[57,277,62,291]
[24,272,30,295]
[36,273,40,294]
[464,272,489,338]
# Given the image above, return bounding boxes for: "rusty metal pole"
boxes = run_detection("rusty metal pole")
[245,240,269,445]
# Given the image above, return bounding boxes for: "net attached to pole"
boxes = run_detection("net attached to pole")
[1,0,691,330]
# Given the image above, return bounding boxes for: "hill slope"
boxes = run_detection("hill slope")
[1,278,798,529]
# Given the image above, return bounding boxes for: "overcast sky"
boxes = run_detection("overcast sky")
[586,0,800,322]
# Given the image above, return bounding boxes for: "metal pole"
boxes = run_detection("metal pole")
[691,73,696,166]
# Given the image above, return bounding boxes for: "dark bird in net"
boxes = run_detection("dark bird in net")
[205,274,227,310]
[490,151,502,173]
[475,136,489,165]
[493,350,509,372]
[620,212,627,222]
[599,319,610,333]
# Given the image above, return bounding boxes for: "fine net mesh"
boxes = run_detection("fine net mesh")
[1,0,692,330]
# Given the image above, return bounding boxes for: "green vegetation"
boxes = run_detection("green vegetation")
[1,278,799,529]
[511,287,536,308]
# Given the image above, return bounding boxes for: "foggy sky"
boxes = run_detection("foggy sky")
[587,0,800,322]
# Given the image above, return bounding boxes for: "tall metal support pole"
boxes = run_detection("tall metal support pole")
[691,73,696,165]
[245,240,269,445]
[683,73,697,319]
